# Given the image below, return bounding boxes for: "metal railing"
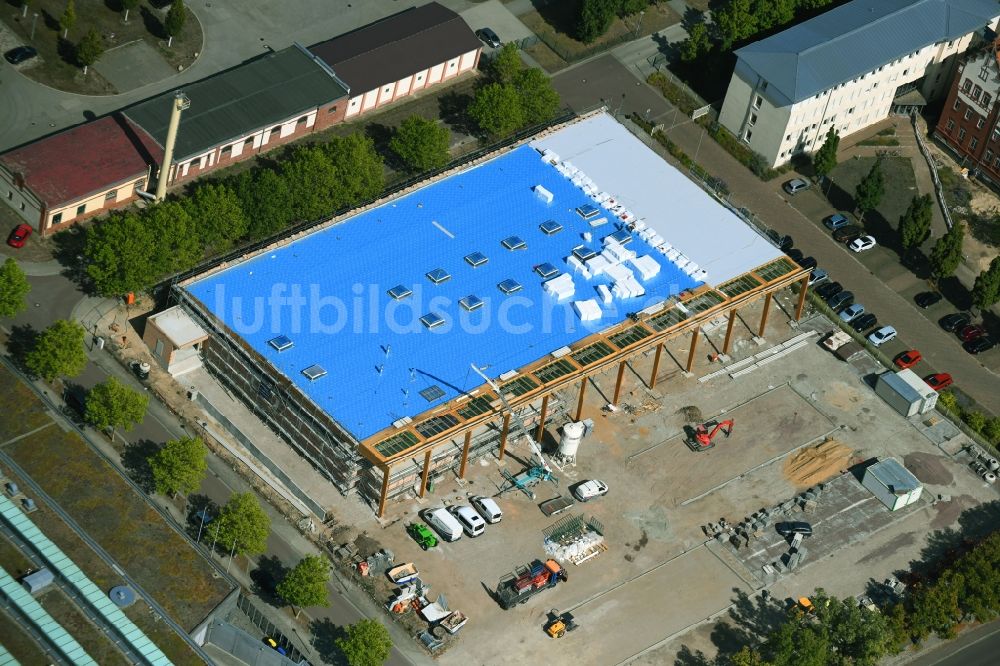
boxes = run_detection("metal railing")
[913,116,955,230]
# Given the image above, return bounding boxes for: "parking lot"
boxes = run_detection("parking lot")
[362,291,999,666]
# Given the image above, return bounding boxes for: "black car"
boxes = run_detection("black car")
[786,248,804,263]
[776,521,813,537]
[851,313,878,332]
[832,225,865,243]
[4,46,37,65]
[915,291,943,308]
[963,336,996,354]
[797,256,818,270]
[475,27,502,48]
[939,312,970,332]
[815,281,843,299]
[827,290,855,310]
[767,229,794,250]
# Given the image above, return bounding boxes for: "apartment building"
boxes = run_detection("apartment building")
[719,0,1000,168]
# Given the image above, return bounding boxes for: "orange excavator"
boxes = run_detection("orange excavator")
[686,419,734,451]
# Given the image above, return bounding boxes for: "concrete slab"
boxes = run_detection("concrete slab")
[94,40,176,93]
[459,0,534,45]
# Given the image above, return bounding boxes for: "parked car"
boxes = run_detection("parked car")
[838,303,865,323]
[471,496,502,524]
[786,248,804,263]
[816,281,843,300]
[573,480,609,502]
[808,268,828,286]
[868,325,897,347]
[963,336,996,354]
[958,324,987,342]
[827,290,855,310]
[475,27,502,48]
[776,521,813,537]
[849,235,877,252]
[924,373,953,391]
[894,349,922,369]
[851,313,878,333]
[833,225,865,243]
[797,256,818,270]
[449,505,486,537]
[6,223,31,248]
[915,292,943,308]
[767,229,794,250]
[783,178,810,195]
[939,312,971,332]
[824,213,851,230]
[4,46,37,65]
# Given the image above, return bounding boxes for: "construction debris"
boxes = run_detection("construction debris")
[784,439,853,487]
[543,515,607,565]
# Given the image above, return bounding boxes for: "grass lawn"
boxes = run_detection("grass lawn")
[827,156,917,251]
[0,365,51,441]
[524,39,569,73]
[1,0,202,95]
[520,2,681,63]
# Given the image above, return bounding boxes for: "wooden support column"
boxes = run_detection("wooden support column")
[758,292,773,338]
[722,308,737,355]
[685,328,700,374]
[612,360,627,405]
[459,431,472,479]
[535,395,549,442]
[649,343,663,389]
[497,413,511,462]
[794,275,810,321]
[574,378,588,421]
[377,466,390,518]
[419,450,432,498]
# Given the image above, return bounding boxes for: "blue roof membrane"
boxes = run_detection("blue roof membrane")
[187,145,700,439]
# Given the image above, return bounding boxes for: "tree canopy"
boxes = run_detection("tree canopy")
[854,160,885,222]
[898,194,934,254]
[184,183,248,254]
[149,436,208,497]
[812,128,839,180]
[576,0,618,43]
[680,22,711,63]
[60,0,76,38]
[207,492,270,556]
[390,116,451,173]
[336,619,393,666]
[121,0,139,23]
[277,555,330,616]
[0,257,30,318]
[84,376,149,438]
[929,222,965,279]
[490,43,522,85]
[76,30,104,72]
[25,320,87,382]
[468,82,525,138]
[85,211,163,296]
[165,0,186,40]
[972,256,1000,310]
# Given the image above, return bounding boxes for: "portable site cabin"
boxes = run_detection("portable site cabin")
[874,369,937,418]
[862,458,922,512]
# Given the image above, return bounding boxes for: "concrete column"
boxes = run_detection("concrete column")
[758,293,773,338]
[419,450,432,498]
[535,395,549,443]
[794,275,810,321]
[685,328,700,374]
[722,308,737,355]
[498,413,511,462]
[377,466,390,518]
[459,431,472,479]
[574,379,588,421]
[649,343,663,389]
[612,360,627,405]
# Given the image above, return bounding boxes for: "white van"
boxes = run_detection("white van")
[450,505,486,537]
[471,496,503,524]
[424,508,463,542]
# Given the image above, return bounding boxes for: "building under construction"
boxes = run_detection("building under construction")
[168,111,810,516]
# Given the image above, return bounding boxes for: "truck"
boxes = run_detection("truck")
[495,559,567,610]
[822,330,863,362]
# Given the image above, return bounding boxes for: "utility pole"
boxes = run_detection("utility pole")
[30,13,38,41]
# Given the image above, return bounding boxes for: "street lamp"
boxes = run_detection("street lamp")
[634,11,645,39]
[30,13,39,41]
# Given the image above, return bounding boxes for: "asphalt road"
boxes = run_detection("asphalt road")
[907,620,1000,666]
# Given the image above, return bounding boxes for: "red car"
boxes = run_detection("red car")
[894,349,922,370]
[924,373,953,391]
[6,223,32,248]
[958,325,987,342]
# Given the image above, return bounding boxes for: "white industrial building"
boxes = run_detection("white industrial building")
[719,0,1000,167]
[862,458,923,512]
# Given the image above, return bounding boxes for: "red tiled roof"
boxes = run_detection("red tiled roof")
[0,115,164,207]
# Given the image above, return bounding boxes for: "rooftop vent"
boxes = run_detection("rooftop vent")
[535,263,560,279]
[576,204,600,219]
[420,313,446,329]
[539,219,563,235]
[420,385,446,402]
[426,268,451,285]
[302,364,327,381]
[501,236,527,251]
[608,229,633,245]
[268,335,293,352]
[572,245,597,262]
[498,279,523,295]
[464,252,488,267]
[459,295,485,311]
[388,284,413,300]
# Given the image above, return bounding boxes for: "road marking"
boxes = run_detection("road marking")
[919,621,1000,666]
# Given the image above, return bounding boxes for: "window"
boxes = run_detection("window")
[297,116,307,125]
[959,128,967,141]
[135,179,145,190]
[973,85,982,101]
[947,119,955,131]
[52,213,62,224]
[948,40,954,47]
[753,94,762,109]
[327,105,338,113]
[878,65,884,72]
[244,137,254,148]
[848,107,855,114]
[786,134,792,141]
[6,191,10,200]
[760,81,767,91]
[965,108,973,120]
[873,82,878,89]
[749,112,758,126]
[983,93,993,108]
[970,137,979,150]
[987,149,994,162]
[963,79,973,92]
[903,69,908,76]
[954,99,962,111]
[221,145,231,155]
[270,126,280,137]
[978,117,986,129]
[76,204,86,216]
[19,202,24,211]
[995,157,1000,168]
[105,190,117,201]
[780,151,786,158]
[742,129,753,143]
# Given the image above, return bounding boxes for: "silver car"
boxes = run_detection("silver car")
[783,178,810,195]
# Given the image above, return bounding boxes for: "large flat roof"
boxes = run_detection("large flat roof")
[184,113,781,441]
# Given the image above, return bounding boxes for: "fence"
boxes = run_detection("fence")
[913,116,955,230]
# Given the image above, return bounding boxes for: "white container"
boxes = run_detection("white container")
[559,421,586,458]
[861,458,922,511]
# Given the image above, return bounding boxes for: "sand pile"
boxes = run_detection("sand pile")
[784,439,854,487]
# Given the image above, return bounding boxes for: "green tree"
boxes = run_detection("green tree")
[26,320,87,382]
[984,417,1000,446]
[814,592,890,666]
[907,573,963,640]
[854,160,884,224]
[277,555,330,617]
[85,376,149,440]
[85,211,161,295]
[336,619,393,666]
[60,0,76,38]
[76,30,105,75]
[324,133,385,207]
[186,183,248,253]
[716,0,758,50]
[232,169,295,240]
[514,67,561,125]
[489,42,522,84]
[577,0,617,43]
[619,0,649,15]
[971,255,1000,310]
[764,618,829,666]
[121,0,139,23]
[207,492,270,556]
[811,127,839,181]
[0,257,31,318]
[145,200,203,276]
[468,82,524,138]
[390,116,451,173]
[726,646,768,666]
[755,0,797,31]
[149,436,208,497]
[282,145,339,222]
[164,0,186,47]
[929,222,965,279]
[680,22,712,63]
[898,194,934,254]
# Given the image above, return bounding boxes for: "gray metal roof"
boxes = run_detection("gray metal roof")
[867,458,921,493]
[736,0,1000,103]
[124,45,348,161]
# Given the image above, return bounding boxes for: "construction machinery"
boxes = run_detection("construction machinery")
[495,559,567,610]
[544,610,579,638]
[686,419,734,451]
